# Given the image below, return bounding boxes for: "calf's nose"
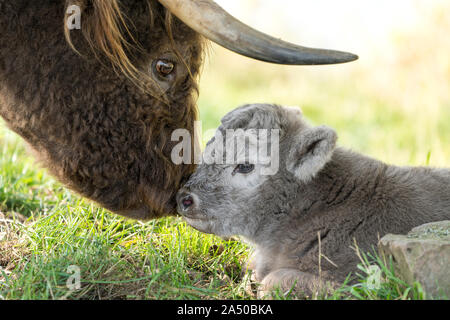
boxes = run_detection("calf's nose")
[177,190,196,213]
[181,195,194,210]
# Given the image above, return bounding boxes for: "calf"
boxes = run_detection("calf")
[176,104,450,297]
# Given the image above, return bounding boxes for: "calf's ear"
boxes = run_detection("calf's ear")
[286,126,337,182]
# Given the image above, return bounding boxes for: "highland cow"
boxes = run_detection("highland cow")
[0,0,357,219]
[177,104,450,297]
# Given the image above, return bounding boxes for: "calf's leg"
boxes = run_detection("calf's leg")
[258,268,338,299]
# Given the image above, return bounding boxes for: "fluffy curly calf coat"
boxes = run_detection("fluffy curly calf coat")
[177,104,450,296]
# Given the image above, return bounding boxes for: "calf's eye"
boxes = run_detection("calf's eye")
[233,164,255,175]
[153,59,175,78]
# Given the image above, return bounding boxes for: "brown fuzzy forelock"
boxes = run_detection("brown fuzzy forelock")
[0,0,205,220]
[66,0,164,88]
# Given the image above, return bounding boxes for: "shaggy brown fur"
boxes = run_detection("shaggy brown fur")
[0,0,205,219]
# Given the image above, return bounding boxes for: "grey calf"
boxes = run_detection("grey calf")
[177,104,450,297]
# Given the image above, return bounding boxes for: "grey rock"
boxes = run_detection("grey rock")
[379,221,450,299]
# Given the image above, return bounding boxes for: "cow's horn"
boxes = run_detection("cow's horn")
[158,0,358,65]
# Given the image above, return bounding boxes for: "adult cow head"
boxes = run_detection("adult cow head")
[0,0,357,220]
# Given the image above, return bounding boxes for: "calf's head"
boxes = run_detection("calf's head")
[177,104,337,239]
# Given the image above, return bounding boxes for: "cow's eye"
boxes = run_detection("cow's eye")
[233,163,255,175]
[153,59,175,79]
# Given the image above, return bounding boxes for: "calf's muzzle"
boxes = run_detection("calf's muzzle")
[176,189,197,215]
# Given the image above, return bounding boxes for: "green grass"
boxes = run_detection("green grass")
[1,211,250,300]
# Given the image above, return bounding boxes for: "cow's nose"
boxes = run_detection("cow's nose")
[177,190,196,213]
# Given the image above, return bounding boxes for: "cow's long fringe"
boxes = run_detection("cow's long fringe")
[64,0,192,95]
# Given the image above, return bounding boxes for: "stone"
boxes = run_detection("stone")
[378,221,450,299]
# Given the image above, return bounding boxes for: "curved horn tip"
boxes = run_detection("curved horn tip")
[312,52,359,65]
[159,0,359,66]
